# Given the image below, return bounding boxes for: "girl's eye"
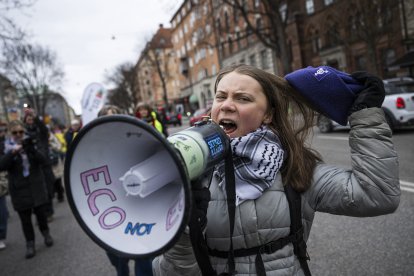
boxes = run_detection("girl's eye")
[239,97,251,102]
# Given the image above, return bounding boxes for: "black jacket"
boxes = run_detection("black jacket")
[0,145,49,211]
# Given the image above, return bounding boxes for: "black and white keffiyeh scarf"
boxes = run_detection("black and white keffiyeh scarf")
[215,125,284,205]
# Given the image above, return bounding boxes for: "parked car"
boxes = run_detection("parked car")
[317,79,414,133]
[165,111,182,126]
[189,107,211,126]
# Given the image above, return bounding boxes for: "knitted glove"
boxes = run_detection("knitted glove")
[190,185,210,230]
[349,71,385,114]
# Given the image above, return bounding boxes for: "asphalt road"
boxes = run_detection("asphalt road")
[0,122,413,276]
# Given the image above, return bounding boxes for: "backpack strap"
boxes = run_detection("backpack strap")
[188,170,217,276]
[284,184,312,276]
[189,145,237,276]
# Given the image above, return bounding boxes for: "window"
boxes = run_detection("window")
[212,64,217,75]
[324,0,334,6]
[236,32,241,50]
[312,35,321,53]
[308,27,321,53]
[242,0,248,10]
[225,12,230,32]
[200,48,206,59]
[383,48,396,66]
[233,6,238,22]
[216,19,222,33]
[325,22,340,48]
[260,50,269,69]
[190,13,196,28]
[246,26,253,45]
[228,38,233,54]
[249,54,256,66]
[279,3,287,22]
[256,18,262,29]
[198,68,207,81]
[306,0,314,14]
[355,55,367,71]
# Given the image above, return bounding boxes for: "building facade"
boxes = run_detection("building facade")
[0,74,22,123]
[135,24,181,112]
[135,0,414,116]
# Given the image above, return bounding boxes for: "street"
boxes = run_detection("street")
[0,120,413,276]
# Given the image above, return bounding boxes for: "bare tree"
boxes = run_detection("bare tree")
[105,62,138,114]
[138,32,173,110]
[0,42,64,116]
[0,0,36,43]
[149,47,169,108]
[221,0,293,74]
[345,0,401,75]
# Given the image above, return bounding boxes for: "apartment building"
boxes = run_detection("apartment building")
[0,74,20,123]
[214,0,409,78]
[170,0,221,112]
[136,0,412,116]
[135,24,180,110]
[213,0,278,74]
[286,0,409,78]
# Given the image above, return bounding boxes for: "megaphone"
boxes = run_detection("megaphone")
[64,115,229,258]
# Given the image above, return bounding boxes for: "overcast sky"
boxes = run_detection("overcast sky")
[12,0,180,114]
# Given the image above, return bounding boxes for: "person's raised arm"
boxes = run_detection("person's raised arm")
[306,73,400,216]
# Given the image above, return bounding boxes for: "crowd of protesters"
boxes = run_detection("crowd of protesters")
[0,107,67,258]
[0,102,167,269]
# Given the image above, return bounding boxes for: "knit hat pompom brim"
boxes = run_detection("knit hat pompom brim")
[285,66,364,126]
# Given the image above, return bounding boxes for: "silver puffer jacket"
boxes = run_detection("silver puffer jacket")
[153,108,400,275]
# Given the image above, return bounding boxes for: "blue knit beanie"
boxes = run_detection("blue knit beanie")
[285,66,364,126]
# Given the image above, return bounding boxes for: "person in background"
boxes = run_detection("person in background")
[0,120,53,259]
[64,119,81,150]
[98,104,154,276]
[0,122,9,250]
[53,124,67,160]
[156,106,169,136]
[23,109,55,221]
[135,103,165,136]
[48,130,65,203]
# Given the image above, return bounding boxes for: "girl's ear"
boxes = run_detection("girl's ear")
[263,112,272,124]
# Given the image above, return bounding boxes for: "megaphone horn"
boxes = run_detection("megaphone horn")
[64,115,229,258]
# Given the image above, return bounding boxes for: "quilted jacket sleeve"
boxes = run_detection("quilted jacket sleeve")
[305,107,400,216]
[152,231,201,276]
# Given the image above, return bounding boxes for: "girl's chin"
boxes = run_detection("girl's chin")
[227,132,240,138]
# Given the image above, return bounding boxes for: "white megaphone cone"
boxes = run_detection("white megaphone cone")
[64,115,229,258]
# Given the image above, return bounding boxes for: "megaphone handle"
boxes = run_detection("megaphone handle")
[190,169,214,189]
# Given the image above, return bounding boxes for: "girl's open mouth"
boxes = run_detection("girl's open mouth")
[219,119,237,134]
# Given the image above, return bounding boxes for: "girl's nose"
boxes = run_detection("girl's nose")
[220,98,236,112]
